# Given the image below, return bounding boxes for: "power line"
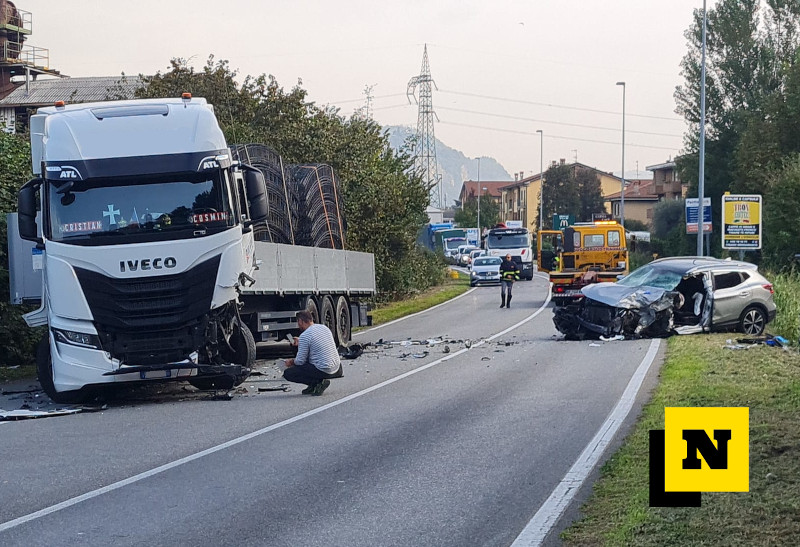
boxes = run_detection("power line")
[437,120,679,152]
[439,89,685,122]
[436,105,683,138]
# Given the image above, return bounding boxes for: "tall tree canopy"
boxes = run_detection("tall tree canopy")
[539,163,605,227]
[137,57,440,295]
[675,0,800,265]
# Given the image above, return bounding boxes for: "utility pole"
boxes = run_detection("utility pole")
[537,129,544,231]
[616,81,626,228]
[362,83,377,120]
[407,44,443,210]
[476,158,481,243]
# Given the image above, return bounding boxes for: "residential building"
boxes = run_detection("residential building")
[457,180,506,207]
[604,180,660,226]
[604,160,685,227]
[498,161,626,232]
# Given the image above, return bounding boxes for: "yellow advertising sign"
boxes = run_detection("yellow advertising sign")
[722,194,762,250]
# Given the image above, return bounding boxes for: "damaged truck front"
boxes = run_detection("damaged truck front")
[10,96,375,403]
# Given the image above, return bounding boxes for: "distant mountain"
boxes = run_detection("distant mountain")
[386,125,512,207]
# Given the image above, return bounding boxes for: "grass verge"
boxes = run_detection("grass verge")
[364,271,471,328]
[0,363,36,383]
[561,333,800,546]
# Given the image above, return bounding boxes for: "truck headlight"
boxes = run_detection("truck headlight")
[471,271,478,277]
[54,329,102,349]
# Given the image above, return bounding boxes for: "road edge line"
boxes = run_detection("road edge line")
[510,338,662,547]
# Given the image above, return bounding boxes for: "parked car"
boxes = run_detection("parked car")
[470,256,502,287]
[553,257,776,339]
[467,249,485,269]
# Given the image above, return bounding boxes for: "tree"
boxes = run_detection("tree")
[136,57,439,296]
[453,194,500,229]
[539,163,604,226]
[674,0,800,258]
[0,132,42,367]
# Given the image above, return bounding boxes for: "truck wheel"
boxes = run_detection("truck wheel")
[334,296,351,346]
[190,318,255,390]
[36,334,88,404]
[320,296,336,336]
[305,297,320,324]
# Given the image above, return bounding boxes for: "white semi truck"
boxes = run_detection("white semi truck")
[10,95,375,403]
[484,227,534,280]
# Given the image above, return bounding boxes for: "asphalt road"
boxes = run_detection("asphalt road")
[0,275,664,546]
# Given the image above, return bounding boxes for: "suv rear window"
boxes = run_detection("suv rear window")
[714,272,743,289]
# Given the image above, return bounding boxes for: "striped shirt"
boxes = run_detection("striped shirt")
[295,323,341,374]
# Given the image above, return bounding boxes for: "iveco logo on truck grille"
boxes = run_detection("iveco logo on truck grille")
[119,257,177,272]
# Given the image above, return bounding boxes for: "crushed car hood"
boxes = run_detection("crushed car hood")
[581,283,672,309]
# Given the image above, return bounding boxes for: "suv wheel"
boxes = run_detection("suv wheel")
[739,306,766,335]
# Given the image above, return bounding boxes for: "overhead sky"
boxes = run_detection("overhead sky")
[23,0,709,179]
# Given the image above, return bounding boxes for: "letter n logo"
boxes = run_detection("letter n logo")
[664,407,749,493]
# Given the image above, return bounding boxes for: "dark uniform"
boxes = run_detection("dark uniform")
[499,254,520,308]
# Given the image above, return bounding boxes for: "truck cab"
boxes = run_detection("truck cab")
[538,221,628,305]
[484,227,533,280]
[15,96,270,402]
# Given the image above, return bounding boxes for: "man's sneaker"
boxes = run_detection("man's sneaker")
[301,383,317,395]
[312,379,331,396]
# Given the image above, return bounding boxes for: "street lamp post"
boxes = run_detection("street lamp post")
[476,158,481,246]
[616,81,626,228]
[697,0,707,256]
[536,129,544,231]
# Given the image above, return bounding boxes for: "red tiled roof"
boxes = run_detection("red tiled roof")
[604,180,659,201]
[459,180,510,199]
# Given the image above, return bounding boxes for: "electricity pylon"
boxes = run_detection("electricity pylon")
[407,44,443,209]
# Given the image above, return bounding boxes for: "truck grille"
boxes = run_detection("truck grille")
[74,256,220,365]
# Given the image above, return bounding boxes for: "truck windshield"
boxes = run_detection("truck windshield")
[487,233,529,249]
[445,238,467,250]
[47,172,235,244]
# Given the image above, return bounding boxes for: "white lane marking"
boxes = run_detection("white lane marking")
[0,288,554,533]
[510,338,662,547]
[353,287,477,336]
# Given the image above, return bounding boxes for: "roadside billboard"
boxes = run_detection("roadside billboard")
[722,194,762,250]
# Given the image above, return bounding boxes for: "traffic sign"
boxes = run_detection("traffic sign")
[685,198,712,234]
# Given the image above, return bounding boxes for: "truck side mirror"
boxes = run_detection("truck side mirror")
[18,178,43,243]
[243,169,269,223]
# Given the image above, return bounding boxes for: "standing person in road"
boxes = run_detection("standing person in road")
[283,310,343,395]
[499,253,520,308]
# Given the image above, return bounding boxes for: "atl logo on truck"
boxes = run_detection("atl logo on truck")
[119,257,177,272]
[45,165,83,180]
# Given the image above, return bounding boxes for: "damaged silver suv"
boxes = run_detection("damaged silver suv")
[553,257,776,339]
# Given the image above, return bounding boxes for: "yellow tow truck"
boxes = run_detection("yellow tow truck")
[537,221,628,305]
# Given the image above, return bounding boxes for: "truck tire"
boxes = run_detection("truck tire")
[305,297,320,324]
[320,296,336,337]
[36,334,89,404]
[189,318,255,390]
[334,296,351,346]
